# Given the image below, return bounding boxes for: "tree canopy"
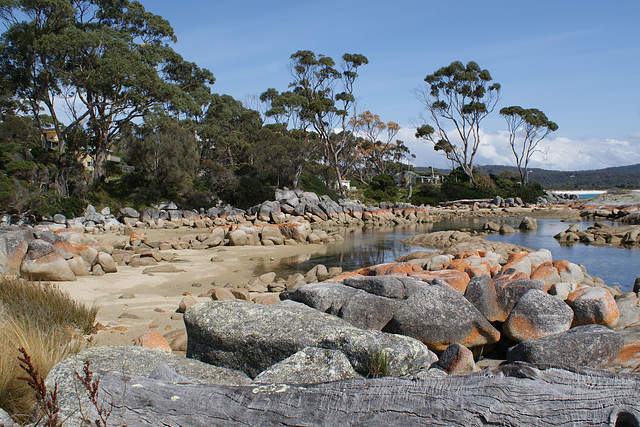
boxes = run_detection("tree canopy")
[415,61,501,185]
[500,106,558,185]
[0,0,215,184]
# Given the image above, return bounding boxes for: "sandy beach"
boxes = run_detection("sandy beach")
[57,227,327,347]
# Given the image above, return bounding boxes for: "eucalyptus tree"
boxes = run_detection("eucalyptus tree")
[349,110,408,182]
[500,106,558,185]
[0,0,215,184]
[0,0,76,151]
[415,61,501,185]
[285,50,368,196]
[199,94,262,168]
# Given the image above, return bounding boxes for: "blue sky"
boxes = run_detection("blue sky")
[138,0,640,171]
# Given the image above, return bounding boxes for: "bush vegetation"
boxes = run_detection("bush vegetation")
[0,276,96,420]
[410,168,545,206]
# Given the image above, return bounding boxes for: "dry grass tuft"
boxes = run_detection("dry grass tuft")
[0,275,97,421]
[0,275,98,334]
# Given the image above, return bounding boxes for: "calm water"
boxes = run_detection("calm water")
[255,218,640,292]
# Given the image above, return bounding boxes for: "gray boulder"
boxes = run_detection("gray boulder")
[119,207,139,218]
[506,324,623,369]
[339,290,403,330]
[344,275,408,299]
[281,282,359,315]
[503,289,574,342]
[0,228,35,274]
[53,213,66,224]
[437,343,476,374]
[20,251,76,281]
[275,189,298,201]
[253,347,360,384]
[140,209,160,222]
[464,274,501,322]
[24,238,55,259]
[185,300,436,378]
[495,278,547,322]
[386,283,501,352]
[519,217,537,230]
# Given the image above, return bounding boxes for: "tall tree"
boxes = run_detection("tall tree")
[500,106,558,185]
[0,0,214,184]
[350,110,408,181]
[199,94,262,168]
[415,61,501,184]
[0,0,76,152]
[286,50,368,196]
[122,122,199,201]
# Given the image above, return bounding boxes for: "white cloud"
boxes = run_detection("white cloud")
[398,125,640,171]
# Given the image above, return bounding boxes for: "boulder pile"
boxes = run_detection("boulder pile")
[275,246,638,372]
[554,222,640,247]
[3,190,434,236]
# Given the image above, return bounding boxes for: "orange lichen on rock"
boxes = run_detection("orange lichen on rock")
[443,259,471,273]
[410,270,471,293]
[567,286,620,328]
[134,331,172,352]
[465,263,492,278]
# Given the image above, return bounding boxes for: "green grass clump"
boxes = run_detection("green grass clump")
[0,275,97,421]
[367,350,391,378]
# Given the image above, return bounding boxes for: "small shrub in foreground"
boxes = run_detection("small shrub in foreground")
[0,314,84,421]
[0,276,97,421]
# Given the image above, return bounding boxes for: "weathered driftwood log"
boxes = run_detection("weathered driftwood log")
[83,363,640,426]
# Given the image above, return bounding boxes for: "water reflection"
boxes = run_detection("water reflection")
[253,218,640,292]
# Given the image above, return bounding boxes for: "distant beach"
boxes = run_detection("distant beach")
[552,190,640,200]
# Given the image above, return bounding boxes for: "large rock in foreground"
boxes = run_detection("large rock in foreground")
[185,300,437,378]
[506,324,623,369]
[46,346,251,426]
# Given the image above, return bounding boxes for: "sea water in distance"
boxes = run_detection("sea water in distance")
[255,218,640,292]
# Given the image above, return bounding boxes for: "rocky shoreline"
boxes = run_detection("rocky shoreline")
[20,228,640,426]
[2,191,640,425]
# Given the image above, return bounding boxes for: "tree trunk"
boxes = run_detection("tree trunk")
[86,363,640,426]
[292,163,303,189]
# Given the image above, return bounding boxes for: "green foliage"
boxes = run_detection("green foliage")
[121,122,199,202]
[222,175,273,210]
[416,61,500,183]
[300,173,339,200]
[500,106,558,184]
[367,350,391,378]
[410,171,545,205]
[364,174,399,203]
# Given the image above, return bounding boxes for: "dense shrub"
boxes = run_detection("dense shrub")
[364,174,399,203]
[300,173,339,201]
[409,169,545,206]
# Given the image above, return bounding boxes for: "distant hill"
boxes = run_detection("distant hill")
[476,164,640,190]
[414,164,640,190]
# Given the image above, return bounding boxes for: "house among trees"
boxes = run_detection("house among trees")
[42,129,59,151]
[396,170,442,186]
[340,178,352,191]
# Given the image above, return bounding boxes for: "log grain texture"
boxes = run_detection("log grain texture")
[82,363,640,426]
